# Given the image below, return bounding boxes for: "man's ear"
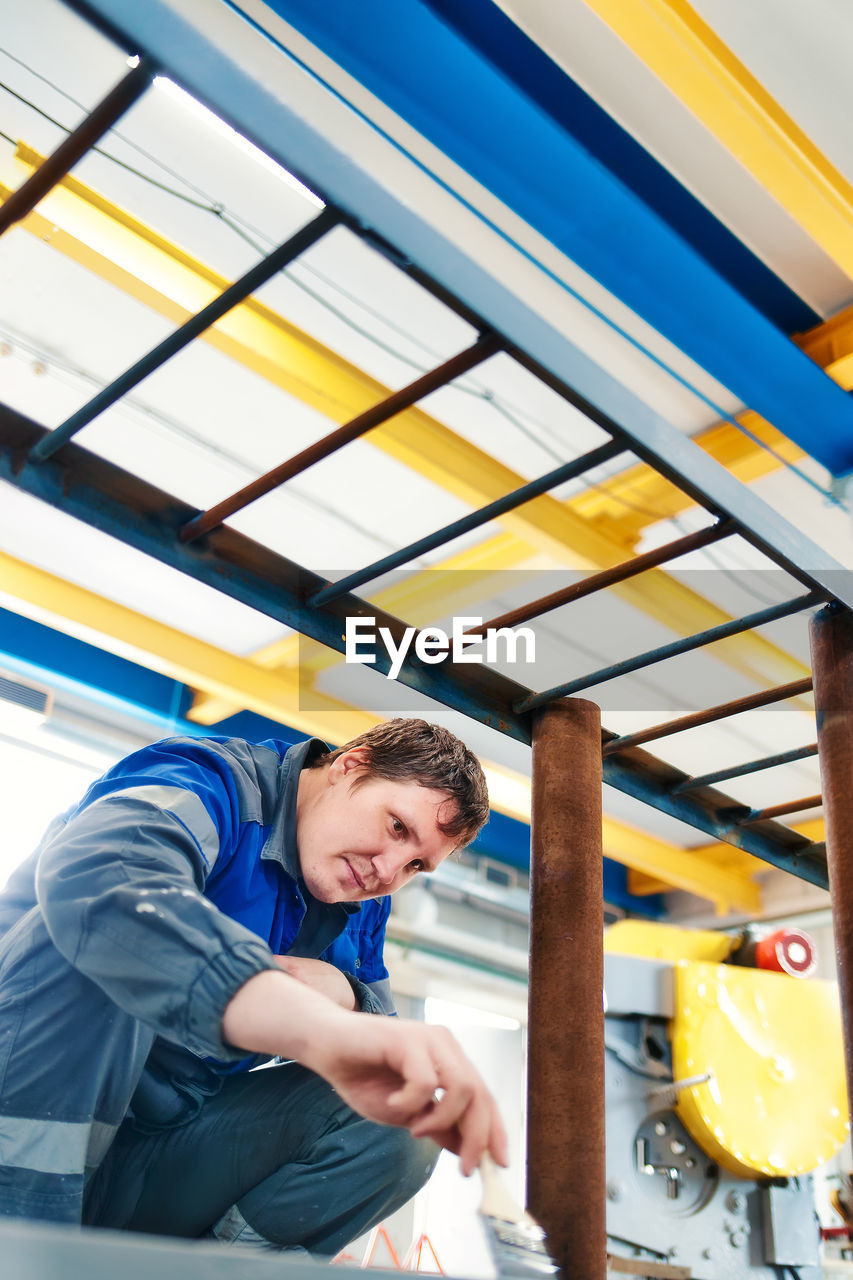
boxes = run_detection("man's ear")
[328,746,370,784]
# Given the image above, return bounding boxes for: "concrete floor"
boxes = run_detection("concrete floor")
[0,1219,405,1280]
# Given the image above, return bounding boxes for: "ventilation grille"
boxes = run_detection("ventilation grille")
[0,672,52,718]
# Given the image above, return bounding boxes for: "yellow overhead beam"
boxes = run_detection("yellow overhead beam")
[629,816,827,897]
[4,151,810,706]
[569,413,807,542]
[796,300,853,382]
[603,816,760,914]
[0,551,538,827]
[0,551,375,742]
[580,0,853,278]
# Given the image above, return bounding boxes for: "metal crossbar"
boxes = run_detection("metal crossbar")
[309,439,626,607]
[738,795,823,825]
[179,333,501,541]
[0,59,154,236]
[515,592,824,713]
[466,518,735,636]
[672,743,818,794]
[29,207,339,462]
[603,677,814,754]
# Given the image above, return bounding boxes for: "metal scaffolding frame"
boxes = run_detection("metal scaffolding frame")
[2,4,852,1276]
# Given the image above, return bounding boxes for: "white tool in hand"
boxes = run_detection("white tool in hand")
[478,1153,558,1277]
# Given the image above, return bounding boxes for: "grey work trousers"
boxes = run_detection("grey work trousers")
[83,1062,439,1255]
[0,909,437,1250]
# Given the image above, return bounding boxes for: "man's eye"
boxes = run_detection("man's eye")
[408,859,425,874]
[392,818,406,835]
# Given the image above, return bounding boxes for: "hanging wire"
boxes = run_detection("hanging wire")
[0,75,570,442]
[0,322,402,556]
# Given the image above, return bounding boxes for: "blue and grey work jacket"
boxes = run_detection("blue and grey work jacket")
[0,735,393,1128]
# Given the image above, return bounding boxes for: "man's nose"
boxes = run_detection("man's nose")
[371,848,407,884]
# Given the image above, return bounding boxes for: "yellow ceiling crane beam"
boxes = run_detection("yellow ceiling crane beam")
[4,150,810,706]
[629,816,826,897]
[796,301,853,381]
[0,549,538,825]
[0,550,375,741]
[602,816,760,914]
[580,0,853,278]
[0,552,760,910]
[569,413,808,542]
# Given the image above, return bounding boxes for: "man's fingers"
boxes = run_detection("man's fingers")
[456,1091,496,1176]
[408,1083,473,1143]
[406,1030,505,1174]
[385,1040,440,1118]
[319,1016,506,1175]
[489,1108,510,1168]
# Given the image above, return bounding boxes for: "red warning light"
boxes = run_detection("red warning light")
[754,927,817,978]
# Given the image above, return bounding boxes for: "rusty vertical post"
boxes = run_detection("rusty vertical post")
[528,698,605,1279]
[810,604,853,1115]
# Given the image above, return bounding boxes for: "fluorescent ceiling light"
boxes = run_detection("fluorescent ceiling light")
[153,77,325,208]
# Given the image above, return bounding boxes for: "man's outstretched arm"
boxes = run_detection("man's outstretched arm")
[222,967,508,1176]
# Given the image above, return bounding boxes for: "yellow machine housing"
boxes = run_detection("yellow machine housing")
[606,921,849,1179]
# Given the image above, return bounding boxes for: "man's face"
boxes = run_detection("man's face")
[296,749,459,903]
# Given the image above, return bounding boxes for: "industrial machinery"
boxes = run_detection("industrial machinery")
[603,922,848,1278]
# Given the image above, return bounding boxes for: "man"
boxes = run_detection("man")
[0,718,507,1253]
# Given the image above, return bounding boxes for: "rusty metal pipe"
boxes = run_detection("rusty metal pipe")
[672,742,818,793]
[180,332,500,540]
[0,60,154,236]
[811,605,853,1122]
[467,517,735,637]
[737,794,822,824]
[528,699,605,1280]
[603,676,813,755]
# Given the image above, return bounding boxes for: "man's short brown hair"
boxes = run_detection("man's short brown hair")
[314,718,489,848]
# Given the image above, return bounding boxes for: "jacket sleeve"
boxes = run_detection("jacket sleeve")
[347,971,395,1015]
[34,743,279,1060]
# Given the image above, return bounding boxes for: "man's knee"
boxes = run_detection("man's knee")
[373,1126,440,1207]
[225,1120,441,1254]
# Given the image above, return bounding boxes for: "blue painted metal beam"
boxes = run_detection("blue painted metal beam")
[472,809,663,916]
[0,606,189,728]
[226,0,853,475]
[423,0,819,334]
[0,607,308,746]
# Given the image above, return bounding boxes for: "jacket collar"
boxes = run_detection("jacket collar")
[261,736,328,877]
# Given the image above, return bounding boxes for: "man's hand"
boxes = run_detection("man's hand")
[308,1013,509,1176]
[222,968,507,1175]
[273,955,357,1010]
